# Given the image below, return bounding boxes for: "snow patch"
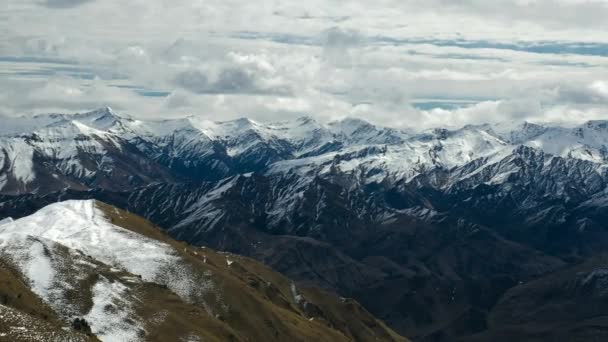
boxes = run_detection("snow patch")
[290,282,304,305]
[1,140,36,185]
[0,237,55,301]
[85,277,144,342]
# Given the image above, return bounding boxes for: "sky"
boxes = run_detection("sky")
[1,0,608,128]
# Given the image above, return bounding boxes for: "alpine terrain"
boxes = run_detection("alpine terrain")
[0,199,406,342]
[2,108,608,340]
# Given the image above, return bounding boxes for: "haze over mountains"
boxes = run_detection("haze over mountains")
[3,108,608,340]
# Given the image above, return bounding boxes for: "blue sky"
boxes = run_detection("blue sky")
[1,0,608,128]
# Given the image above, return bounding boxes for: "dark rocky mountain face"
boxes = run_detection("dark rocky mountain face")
[462,257,608,342]
[3,109,608,340]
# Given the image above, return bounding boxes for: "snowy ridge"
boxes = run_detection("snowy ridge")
[4,108,607,239]
[85,277,143,342]
[0,200,175,283]
[0,199,409,342]
[267,125,510,183]
[1,107,608,195]
[3,108,608,238]
[0,200,217,341]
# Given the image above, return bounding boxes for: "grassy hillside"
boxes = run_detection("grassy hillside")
[0,201,408,342]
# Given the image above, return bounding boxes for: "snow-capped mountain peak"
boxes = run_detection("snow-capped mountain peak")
[488,120,548,144]
[2,108,608,196]
[328,117,374,134]
[327,117,409,146]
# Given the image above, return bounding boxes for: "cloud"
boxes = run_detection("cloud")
[174,67,291,95]
[590,81,608,100]
[44,0,94,9]
[174,70,210,94]
[2,0,608,128]
[213,68,257,93]
[318,27,365,49]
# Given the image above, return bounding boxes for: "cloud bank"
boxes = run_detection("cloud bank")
[1,0,607,128]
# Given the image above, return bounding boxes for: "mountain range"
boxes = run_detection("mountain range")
[2,107,608,340]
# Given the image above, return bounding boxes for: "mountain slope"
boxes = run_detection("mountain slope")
[2,108,608,196]
[0,200,407,342]
[4,108,608,340]
[0,261,97,342]
[463,256,608,342]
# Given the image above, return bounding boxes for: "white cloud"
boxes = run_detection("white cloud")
[44,0,94,9]
[590,80,608,99]
[1,0,607,127]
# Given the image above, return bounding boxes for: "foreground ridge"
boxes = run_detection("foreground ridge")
[0,200,407,342]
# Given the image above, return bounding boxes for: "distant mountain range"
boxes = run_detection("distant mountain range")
[2,108,608,341]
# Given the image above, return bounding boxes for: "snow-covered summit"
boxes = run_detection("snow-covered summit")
[0,107,122,136]
[3,107,605,155]
[1,107,608,194]
[0,200,192,293]
[328,117,409,145]
[0,200,212,341]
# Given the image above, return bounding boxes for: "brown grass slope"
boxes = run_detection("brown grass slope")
[99,201,408,342]
[0,261,98,342]
[0,201,408,342]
